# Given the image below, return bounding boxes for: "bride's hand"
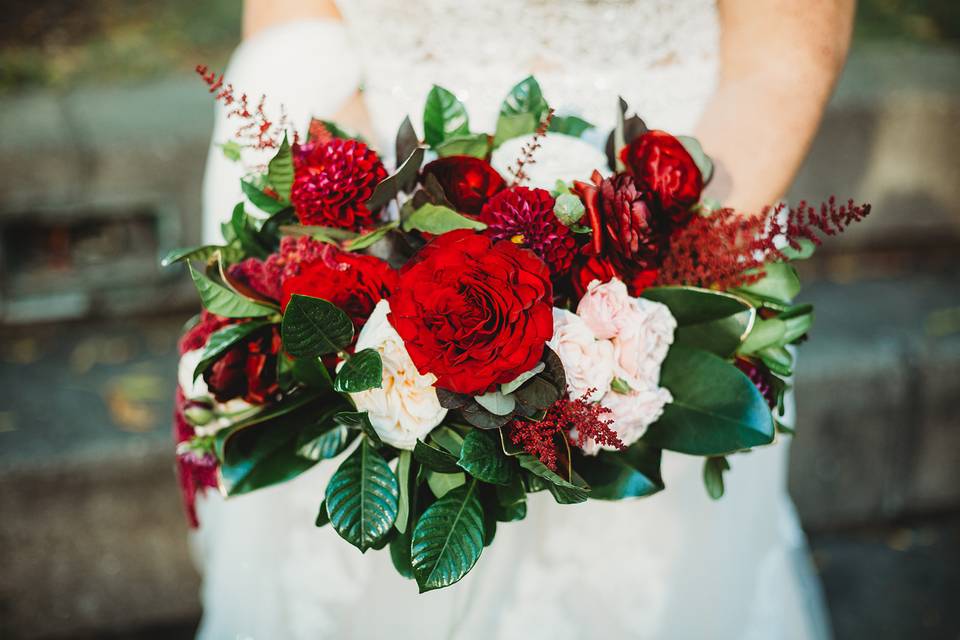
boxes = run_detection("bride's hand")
[695,0,855,212]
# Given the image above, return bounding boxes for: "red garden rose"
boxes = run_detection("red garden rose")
[280,249,398,331]
[421,155,505,216]
[620,130,703,224]
[204,325,282,405]
[387,229,553,395]
[291,138,388,230]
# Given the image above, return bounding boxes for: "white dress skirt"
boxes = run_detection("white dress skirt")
[195,3,832,638]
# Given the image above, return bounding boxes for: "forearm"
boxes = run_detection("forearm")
[695,0,855,212]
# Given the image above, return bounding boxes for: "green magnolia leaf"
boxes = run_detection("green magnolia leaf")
[411,480,485,592]
[230,203,270,259]
[735,262,802,305]
[395,451,414,534]
[740,317,787,354]
[334,411,384,448]
[325,438,400,552]
[219,401,322,495]
[423,85,470,146]
[434,134,491,159]
[493,475,527,522]
[316,500,330,527]
[296,420,355,461]
[193,321,269,380]
[426,470,466,498]
[267,134,294,202]
[548,115,594,137]
[414,440,461,473]
[161,244,243,267]
[517,453,589,503]
[703,456,730,500]
[334,348,383,393]
[188,264,275,318]
[288,354,334,390]
[677,135,714,185]
[241,180,288,214]
[457,430,515,485]
[553,193,585,226]
[576,443,664,500]
[344,221,399,251]
[643,346,775,455]
[642,286,756,357]
[366,147,425,210]
[401,203,487,234]
[281,294,354,358]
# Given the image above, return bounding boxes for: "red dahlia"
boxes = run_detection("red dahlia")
[480,186,576,274]
[291,138,388,231]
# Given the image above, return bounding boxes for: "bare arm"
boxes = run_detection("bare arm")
[695,0,855,212]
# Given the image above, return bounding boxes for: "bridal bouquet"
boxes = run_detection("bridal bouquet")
[170,70,869,592]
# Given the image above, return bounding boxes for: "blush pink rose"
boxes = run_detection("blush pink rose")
[547,308,615,402]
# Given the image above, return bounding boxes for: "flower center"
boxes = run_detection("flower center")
[510,234,526,245]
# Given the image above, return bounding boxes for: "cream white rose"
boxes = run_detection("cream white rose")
[347,299,447,449]
[547,308,615,402]
[491,132,609,190]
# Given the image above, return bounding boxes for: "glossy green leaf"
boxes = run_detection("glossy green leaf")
[423,85,470,146]
[703,456,730,500]
[493,113,538,146]
[434,134,490,159]
[736,262,802,304]
[366,147,425,210]
[230,203,270,259]
[390,527,414,579]
[426,470,465,498]
[498,76,548,121]
[643,346,775,455]
[411,480,485,592]
[493,475,527,522]
[401,203,487,234]
[188,263,275,318]
[296,419,355,461]
[395,451,413,534]
[267,134,294,202]
[325,438,399,552]
[334,348,383,393]
[281,294,354,358]
[193,320,269,380]
[334,411,384,448]
[288,354,334,390]
[316,500,330,527]
[414,440,461,473]
[214,392,322,460]
[576,443,664,500]
[517,453,589,503]
[161,244,243,267]
[642,286,755,355]
[219,401,321,495]
[241,180,288,214]
[344,221,399,251]
[457,430,515,485]
[430,427,465,457]
[548,115,594,137]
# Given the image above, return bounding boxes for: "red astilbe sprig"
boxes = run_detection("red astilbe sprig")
[508,108,556,186]
[508,390,625,471]
[196,64,287,150]
[657,198,871,290]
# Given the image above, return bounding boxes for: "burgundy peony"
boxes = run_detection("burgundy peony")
[572,171,668,296]
[280,249,398,331]
[620,130,702,224]
[291,138,388,230]
[387,230,553,395]
[204,325,282,404]
[480,186,576,274]
[421,155,505,216]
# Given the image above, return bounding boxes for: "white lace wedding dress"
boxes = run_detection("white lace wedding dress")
[195,2,832,638]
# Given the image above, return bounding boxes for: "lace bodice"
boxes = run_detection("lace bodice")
[338,0,720,144]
